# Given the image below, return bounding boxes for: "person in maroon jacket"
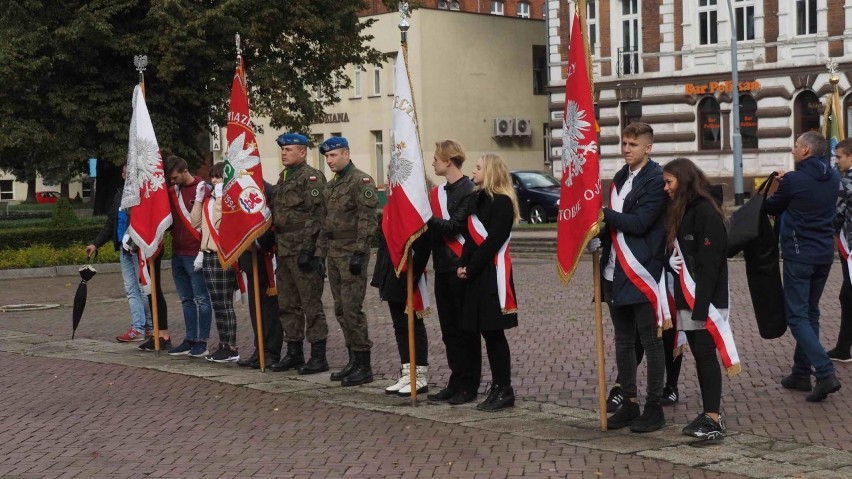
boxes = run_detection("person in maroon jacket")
[164,155,213,358]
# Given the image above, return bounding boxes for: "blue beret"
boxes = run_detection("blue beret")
[319,136,349,155]
[276,133,309,147]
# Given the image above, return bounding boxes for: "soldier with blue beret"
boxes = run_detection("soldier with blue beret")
[317,136,378,386]
[276,133,309,147]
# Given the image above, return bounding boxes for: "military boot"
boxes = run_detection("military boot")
[298,340,329,375]
[330,348,355,381]
[341,351,374,387]
[270,341,304,372]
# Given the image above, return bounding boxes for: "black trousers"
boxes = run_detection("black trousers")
[482,329,511,386]
[686,329,722,413]
[238,250,284,360]
[608,298,665,404]
[838,259,852,352]
[388,301,428,366]
[146,251,168,331]
[435,271,481,393]
[618,327,683,389]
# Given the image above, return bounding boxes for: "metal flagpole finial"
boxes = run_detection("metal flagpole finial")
[399,1,410,44]
[235,33,242,56]
[134,54,148,84]
[827,58,840,83]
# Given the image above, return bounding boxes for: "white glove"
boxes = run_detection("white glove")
[194,182,206,203]
[193,252,204,272]
[669,251,683,273]
[586,237,601,253]
[122,233,132,252]
[214,183,223,199]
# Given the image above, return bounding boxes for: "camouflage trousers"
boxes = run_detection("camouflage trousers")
[276,255,328,343]
[327,254,372,351]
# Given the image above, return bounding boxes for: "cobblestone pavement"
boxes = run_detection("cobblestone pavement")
[1,246,851,478]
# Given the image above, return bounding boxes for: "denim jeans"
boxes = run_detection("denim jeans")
[172,254,212,342]
[120,250,151,332]
[783,260,836,380]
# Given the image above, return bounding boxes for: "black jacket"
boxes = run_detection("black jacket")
[428,176,475,273]
[669,198,728,321]
[91,189,123,251]
[599,160,667,306]
[371,232,430,304]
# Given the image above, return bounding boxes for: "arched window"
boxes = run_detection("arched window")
[699,97,722,150]
[739,94,758,149]
[794,91,821,138]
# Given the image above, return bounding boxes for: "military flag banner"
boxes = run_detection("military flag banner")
[382,48,431,275]
[219,54,272,268]
[823,67,845,164]
[556,11,602,284]
[122,85,172,259]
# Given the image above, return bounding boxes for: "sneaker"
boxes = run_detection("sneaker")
[806,375,841,402]
[207,344,240,363]
[168,339,194,356]
[827,347,852,363]
[116,328,145,342]
[606,386,624,413]
[607,400,640,429]
[189,342,209,358]
[630,402,665,433]
[139,337,172,352]
[781,373,812,391]
[682,413,725,439]
[660,386,679,406]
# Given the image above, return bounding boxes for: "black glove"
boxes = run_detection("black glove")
[297,252,313,272]
[313,257,326,278]
[349,252,364,276]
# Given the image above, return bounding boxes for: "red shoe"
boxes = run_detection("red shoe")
[116,329,144,342]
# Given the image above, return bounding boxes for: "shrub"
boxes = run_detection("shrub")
[0,225,105,250]
[50,198,81,228]
[0,243,120,269]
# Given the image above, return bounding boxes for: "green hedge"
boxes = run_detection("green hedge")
[0,225,105,250]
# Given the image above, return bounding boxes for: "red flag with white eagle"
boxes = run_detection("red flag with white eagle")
[122,85,173,259]
[382,48,432,275]
[556,12,602,284]
[218,54,272,268]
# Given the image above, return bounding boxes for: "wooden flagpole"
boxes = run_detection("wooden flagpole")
[251,245,267,372]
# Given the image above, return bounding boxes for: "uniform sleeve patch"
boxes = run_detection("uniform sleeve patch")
[364,190,374,199]
[362,177,372,184]
[308,176,317,182]
[311,189,320,197]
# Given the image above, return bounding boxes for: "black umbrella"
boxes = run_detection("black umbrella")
[72,254,98,339]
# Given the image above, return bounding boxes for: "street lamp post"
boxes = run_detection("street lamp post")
[727,0,744,205]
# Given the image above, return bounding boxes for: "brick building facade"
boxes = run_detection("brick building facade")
[361,0,545,19]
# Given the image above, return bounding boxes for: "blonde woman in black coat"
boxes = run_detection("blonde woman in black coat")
[457,153,520,411]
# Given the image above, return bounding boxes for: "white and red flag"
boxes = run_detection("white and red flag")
[218,54,272,268]
[556,12,602,284]
[382,48,431,275]
[122,85,172,260]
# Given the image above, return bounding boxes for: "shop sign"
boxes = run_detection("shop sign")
[318,112,350,124]
[685,80,761,95]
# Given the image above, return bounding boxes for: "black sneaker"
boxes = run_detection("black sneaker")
[139,337,172,352]
[660,386,679,406]
[682,413,724,439]
[630,402,665,433]
[827,347,852,363]
[607,400,640,429]
[781,373,812,391]
[806,375,841,402]
[207,344,240,363]
[606,386,624,413]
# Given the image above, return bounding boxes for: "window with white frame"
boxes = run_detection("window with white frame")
[0,180,12,200]
[734,0,755,41]
[491,1,504,16]
[353,67,362,98]
[372,130,384,187]
[517,2,530,18]
[587,1,598,51]
[373,67,382,96]
[796,0,817,35]
[619,0,640,75]
[698,0,718,45]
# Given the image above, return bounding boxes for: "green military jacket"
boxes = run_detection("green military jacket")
[273,162,327,257]
[319,162,378,258]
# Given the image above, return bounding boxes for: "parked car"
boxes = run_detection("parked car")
[509,170,561,224]
[35,191,61,204]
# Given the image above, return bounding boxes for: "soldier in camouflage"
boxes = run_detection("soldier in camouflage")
[317,136,378,387]
[270,133,330,375]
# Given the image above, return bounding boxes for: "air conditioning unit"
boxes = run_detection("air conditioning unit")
[494,117,514,137]
[514,118,532,136]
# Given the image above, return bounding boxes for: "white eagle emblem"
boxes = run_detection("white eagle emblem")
[561,99,598,188]
[121,114,166,210]
[224,132,260,183]
[387,141,413,196]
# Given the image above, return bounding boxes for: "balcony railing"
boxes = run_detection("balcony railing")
[617,48,640,77]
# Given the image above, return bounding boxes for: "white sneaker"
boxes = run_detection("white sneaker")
[385,364,410,394]
[398,365,428,395]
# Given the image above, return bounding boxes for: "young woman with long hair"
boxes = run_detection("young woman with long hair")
[663,157,734,439]
[457,153,520,411]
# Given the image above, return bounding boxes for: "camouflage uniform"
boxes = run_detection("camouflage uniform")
[273,162,328,343]
[318,162,378,352]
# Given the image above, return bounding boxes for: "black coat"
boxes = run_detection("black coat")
[459,191,518,331]
[669,198,728,321]
[428,176,476,273]
[371,232,430,304]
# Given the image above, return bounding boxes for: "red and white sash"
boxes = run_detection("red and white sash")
[609,183,667,329]
[468,214,517,314]
[838,232,852,272]
[430,185,465,257]
[673,240,741,377]
[169,185,201,241]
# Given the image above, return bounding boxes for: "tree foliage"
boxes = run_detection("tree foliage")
[0,0,389,182]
